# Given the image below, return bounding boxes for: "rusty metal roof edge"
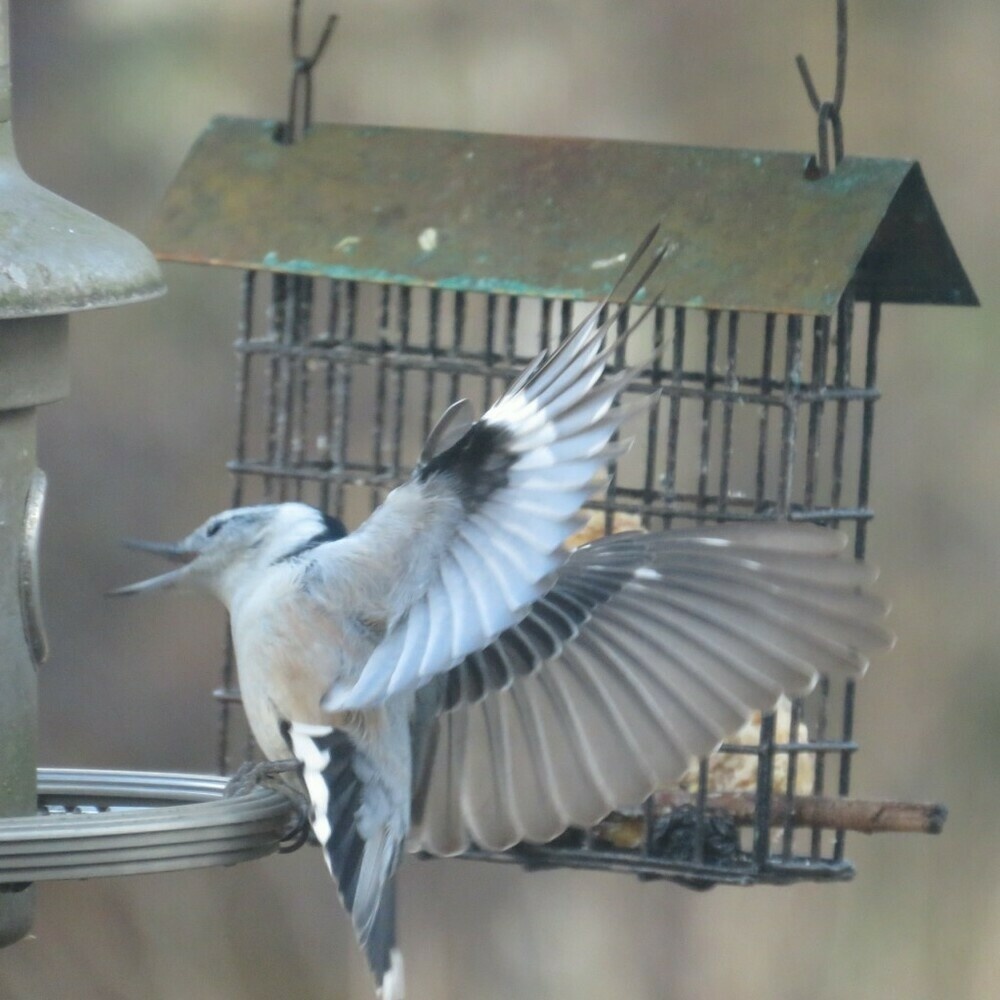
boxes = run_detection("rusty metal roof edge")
[148,116,977,316]
[155,248,629,306]
[157,248,844,316]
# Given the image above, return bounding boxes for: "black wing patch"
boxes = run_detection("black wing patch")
[416,419,516,513]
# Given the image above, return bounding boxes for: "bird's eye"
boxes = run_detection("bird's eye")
[206,521,223,538]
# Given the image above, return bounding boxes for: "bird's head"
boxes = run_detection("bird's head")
[110,502,346,604]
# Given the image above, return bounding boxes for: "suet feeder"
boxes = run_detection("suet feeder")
[0,1,297,949]
[146,2,975,890]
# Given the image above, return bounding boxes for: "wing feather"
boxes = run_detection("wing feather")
[412,523,893,854]
[324,232,668,713]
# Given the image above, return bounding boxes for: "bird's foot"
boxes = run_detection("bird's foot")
[223,758,301,799]
[224,759,313,852]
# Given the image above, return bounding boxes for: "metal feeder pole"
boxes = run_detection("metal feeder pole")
[0,6,45,947]
[0,0,164,946]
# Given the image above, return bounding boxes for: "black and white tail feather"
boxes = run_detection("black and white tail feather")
[287,723,405,1000]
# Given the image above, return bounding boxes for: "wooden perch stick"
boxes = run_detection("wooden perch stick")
[647,791,947,835]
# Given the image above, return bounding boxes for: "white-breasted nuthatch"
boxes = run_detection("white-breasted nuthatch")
[114,230,893,998]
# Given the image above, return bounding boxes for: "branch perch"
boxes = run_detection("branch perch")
[651,791,946,835]
[595,793,947,848]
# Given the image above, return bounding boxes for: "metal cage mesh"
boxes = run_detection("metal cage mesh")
[214,269,881,887]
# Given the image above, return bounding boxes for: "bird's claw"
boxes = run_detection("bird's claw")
[223,758,301,799]
[224,759,312,851]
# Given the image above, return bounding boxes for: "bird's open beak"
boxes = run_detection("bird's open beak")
[107,538,198,597]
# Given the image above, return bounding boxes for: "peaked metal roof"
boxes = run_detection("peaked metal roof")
[148,116,976,315]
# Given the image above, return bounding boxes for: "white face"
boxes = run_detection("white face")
[112,503,331,604]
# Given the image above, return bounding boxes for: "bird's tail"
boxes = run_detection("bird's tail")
[288,722,407,1000]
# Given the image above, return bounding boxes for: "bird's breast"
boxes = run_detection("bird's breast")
[229,583,376,759]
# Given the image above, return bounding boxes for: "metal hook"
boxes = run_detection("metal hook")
[291,0,337,71]
[796,0,847,177]
[279,1,338,145]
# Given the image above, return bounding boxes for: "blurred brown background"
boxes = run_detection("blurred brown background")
[1,1,998,998]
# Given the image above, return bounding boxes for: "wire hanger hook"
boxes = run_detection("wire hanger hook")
[796,0,847,178]
[280,0,338,145]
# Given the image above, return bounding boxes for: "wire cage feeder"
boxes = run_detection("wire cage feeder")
[135,3,975,895]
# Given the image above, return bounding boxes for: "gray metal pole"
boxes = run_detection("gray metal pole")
[0,0,43,947]
[0,0,8,123]
[0,0,163,944]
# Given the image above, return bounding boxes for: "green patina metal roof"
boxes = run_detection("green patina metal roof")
[148,116,976,315]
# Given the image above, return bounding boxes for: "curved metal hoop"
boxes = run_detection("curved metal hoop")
[0,769,299,883]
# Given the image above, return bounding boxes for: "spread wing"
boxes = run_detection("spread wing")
[409,524,894,856]
[323,230,666,713]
